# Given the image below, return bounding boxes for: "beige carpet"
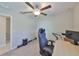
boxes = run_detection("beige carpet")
[53,40,79,56]
[0,43,10,55]
[2,40,41,56]
[2,39,79,56]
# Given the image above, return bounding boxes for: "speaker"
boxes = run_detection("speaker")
[22,38,28,46]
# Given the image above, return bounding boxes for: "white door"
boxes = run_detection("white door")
[0,16,6,47]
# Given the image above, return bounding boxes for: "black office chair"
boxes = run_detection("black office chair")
[38,28,55,56]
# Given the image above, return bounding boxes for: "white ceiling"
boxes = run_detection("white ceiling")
[0,2,77,15]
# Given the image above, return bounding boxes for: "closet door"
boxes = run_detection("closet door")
[0,16,6,47]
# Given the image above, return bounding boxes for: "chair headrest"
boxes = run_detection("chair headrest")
[39,28,45,33]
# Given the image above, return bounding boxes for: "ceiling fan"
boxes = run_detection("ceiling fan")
[20,2,52,17]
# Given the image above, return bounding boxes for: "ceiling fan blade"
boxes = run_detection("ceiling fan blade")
[41,13,47,16]
[40,5,51,11]
[25,2,34,9]
[20,11,32,14]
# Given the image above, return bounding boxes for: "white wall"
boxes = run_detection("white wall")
[37,9,73,40]
[73,3,79,31]
[12,13,37,49]
[0,8,37,49]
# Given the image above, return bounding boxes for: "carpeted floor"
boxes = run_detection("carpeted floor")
[2,39,79,56]
[2,40,41,56]
[0,43,10,55]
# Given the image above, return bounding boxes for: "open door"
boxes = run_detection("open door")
[0,15,11,55]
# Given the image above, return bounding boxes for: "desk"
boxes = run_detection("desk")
[53,40,79,56]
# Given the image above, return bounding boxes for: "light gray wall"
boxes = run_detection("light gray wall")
[0,7,37,49]
[37,9,73,40]
[73,3,79,31]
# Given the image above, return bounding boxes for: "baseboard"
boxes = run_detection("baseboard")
[0,44,6,48]
[17,37,37,48]
[28,37,37,43]
[11,46,17,50]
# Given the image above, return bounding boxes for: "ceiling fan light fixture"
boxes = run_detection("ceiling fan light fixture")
[21,2,52,16]
[33,9,40,16]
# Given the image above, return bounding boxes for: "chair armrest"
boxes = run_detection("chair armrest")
[48,40,55,46]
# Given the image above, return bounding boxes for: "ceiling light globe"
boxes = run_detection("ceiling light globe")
[34,9,40,16]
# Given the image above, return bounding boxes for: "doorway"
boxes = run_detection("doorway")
[6,16,10,48]
[0,15,11,55]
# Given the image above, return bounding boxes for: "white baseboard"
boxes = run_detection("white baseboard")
[0,44,6,48]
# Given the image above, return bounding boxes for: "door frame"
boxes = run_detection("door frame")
[0,13,12,49]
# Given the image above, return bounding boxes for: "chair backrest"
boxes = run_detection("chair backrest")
[38,28,48,49]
